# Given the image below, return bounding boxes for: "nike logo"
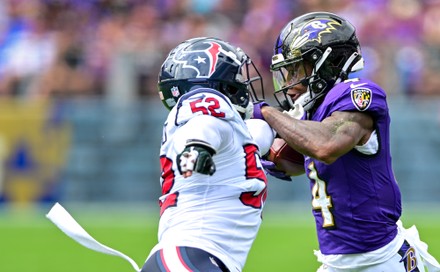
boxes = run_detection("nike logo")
[350,82,368,89]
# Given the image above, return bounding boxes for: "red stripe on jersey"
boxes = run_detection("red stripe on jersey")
[176,247,193,271]
[159,249,171,272]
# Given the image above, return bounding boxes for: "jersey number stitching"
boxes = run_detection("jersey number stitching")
[159,144,267,215]
[309,162,335,228]
[189,97,226,117]
[240,144,267,209]
[159,156,177,216]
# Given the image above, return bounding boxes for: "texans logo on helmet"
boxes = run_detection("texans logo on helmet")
[172,42,224,78]
[290,18,341,50]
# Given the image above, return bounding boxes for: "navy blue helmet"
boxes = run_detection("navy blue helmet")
[158,37,264,119]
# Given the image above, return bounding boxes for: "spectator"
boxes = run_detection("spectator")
[0,0,439,99]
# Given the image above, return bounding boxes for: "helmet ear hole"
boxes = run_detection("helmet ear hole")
[222,83,249,108]
[225,85,238,95]
[311,79,327,93]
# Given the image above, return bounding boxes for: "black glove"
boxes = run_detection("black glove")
[177,143,216,176]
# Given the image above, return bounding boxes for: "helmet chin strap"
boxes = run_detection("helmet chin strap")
[234,102,253,120]
[335,51,363,84]
[244,102,254,120]
[300,47,333,112]
[314,47,333,73]
[294,91,315,112]
[298,50,364,113]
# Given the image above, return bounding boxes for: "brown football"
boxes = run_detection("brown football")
[268,138,305,176]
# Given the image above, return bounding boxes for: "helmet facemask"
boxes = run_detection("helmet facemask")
[220,54,265,119]
[272,47,333,112]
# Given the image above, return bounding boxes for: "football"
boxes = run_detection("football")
[268,138,305,176]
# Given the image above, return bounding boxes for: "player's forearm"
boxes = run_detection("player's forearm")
[262,106,340,163]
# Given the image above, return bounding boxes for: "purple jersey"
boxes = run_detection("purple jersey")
[305,78,402,254]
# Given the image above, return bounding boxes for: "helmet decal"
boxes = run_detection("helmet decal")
[172,41,224,78]
[351,88,372,111]
[158,37,265,114]
[171,86,180,97]
[207,42,221,76]
[290,18,341,51]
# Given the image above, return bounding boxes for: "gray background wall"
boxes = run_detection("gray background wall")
[59,96,440,206]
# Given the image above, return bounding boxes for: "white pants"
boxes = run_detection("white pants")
[317,252,424,272]
[316,221,440,272]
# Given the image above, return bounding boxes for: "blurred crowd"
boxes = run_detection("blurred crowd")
[0,0,440,101]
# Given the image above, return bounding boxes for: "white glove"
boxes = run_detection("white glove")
[283,103,305,120]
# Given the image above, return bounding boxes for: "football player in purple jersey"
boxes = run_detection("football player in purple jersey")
[253,12,440,271]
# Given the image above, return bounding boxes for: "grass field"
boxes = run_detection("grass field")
[1,203,439,272]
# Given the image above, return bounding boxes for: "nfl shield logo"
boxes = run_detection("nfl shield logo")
[171,86,180,97]
[351,88,372,111]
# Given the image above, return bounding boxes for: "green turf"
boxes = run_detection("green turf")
[0,204,439,272]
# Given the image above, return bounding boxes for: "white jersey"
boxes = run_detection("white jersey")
[150,88,268,271]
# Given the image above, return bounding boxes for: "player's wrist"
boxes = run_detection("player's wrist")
[260,104,268,115]
[253,101,270,120]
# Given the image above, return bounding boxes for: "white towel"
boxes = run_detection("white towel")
[397,220,440,272]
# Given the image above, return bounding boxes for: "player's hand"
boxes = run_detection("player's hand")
[253,101,269,120]
[261,159,292,182]
[177,144,216,178]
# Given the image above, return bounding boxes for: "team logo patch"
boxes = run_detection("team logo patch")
[351,88,372,111]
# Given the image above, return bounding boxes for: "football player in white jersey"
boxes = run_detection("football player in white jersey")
[140,37,269,272]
